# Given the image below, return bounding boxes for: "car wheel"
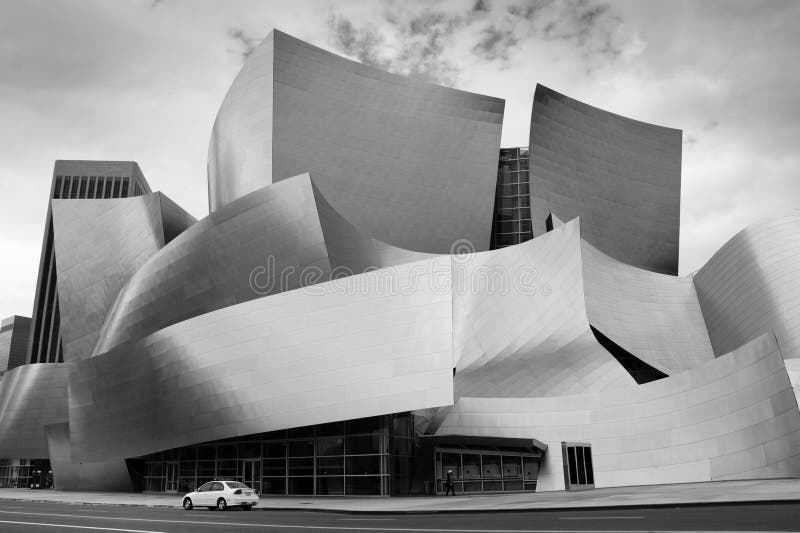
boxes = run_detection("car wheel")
[242,504,252,511]
[216,498,227,511]
[182,498,193,511]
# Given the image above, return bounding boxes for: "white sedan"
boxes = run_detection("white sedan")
[182,480,259,511]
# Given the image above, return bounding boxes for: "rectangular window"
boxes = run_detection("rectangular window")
[562,442,594,490]
[346,455,381,476]
[317,436,344,456]
[317,476,344,495]
[288,439,314,457]
[317,456,344,476]
[263,459,286,476]
[262,477,286,495]
[345,435,381,455]
[288,457,313,476]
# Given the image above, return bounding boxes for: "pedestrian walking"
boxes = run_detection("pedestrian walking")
[445,469,455,496]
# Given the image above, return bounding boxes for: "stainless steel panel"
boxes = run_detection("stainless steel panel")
[694,215,800,359]
[453,219,635,399]
[93,174,430,356]
[529,85,682,274]
[209,29,504,253]
[0,363,68,458]
[52,193,194,361]
[437,333,800,491]
[70,257,454,463]
[582,239,714,374]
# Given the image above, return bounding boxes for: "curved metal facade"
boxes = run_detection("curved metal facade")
[70,257,454,463]
[529,85,682,274]
[437,333,800,491]
[0,363,68,458]
[94,174,430,356]
[3,29,800,495]
[581,239,714,374]
[208,30,504,253]
[693,214,800,359]
[453,219,636,399]
[52,193,195,362]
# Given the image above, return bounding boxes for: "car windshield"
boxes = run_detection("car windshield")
[225,481,249,489]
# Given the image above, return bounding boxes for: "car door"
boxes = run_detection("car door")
[209,482,225,505]
[195,482,214,506]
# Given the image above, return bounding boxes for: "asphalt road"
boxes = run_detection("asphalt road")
[0,500,799,532]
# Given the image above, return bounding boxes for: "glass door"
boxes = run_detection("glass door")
[242,459,261,494]
[165,462,179,493]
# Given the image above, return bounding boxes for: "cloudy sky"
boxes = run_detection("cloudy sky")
[0,0,798,319]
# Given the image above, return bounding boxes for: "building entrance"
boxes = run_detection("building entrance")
[241,459,261,494]
[434,448,540,494]
[139,414,414,496]
[164,462,178,493]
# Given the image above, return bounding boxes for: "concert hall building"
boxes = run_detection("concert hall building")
[1,29,799,496]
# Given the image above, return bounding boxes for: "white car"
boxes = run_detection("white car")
[182,480,258,511]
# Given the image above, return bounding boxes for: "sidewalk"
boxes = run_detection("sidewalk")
[1,479,799,513]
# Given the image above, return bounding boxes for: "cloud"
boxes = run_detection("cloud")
[508,0,628,62]
[327,14,391,71]
[228,28,259,59]
[473,25,518,61]
[327,6,467,85]
[472,0,491,13]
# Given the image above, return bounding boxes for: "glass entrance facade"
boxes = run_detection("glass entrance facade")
[140,414,414,496]
[0,459,52,489]
[434,448,540,494]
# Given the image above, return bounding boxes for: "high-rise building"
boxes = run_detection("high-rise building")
[27,161,151,364]
[0,315,31,375]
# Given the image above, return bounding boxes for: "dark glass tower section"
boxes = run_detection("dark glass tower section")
[27,161,151,364]
[491,147,532,249]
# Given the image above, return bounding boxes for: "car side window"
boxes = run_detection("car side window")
[198,482,213,492]
[212,482,224,491]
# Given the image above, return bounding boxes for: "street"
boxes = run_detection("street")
[0,500,798,532]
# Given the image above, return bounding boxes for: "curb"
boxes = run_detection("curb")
[251,499,800,515]
[1,497,799,515]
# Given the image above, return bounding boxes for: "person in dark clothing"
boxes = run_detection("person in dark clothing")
[445,469,455,496]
